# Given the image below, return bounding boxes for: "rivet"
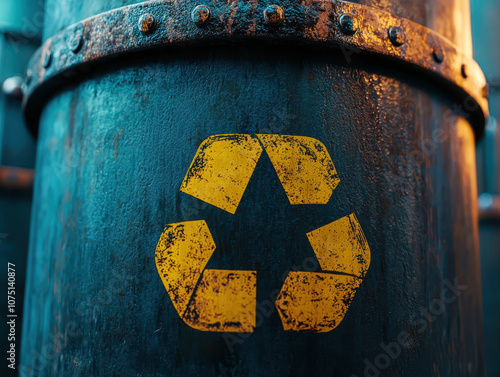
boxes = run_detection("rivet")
[482,84,489,99]
[461,64,468,79]
[339,14,357,35]
[388,26,404,46]
[432,46,444,63]
[139,14,157,34]
[25,70,33,86]
[191,5,212,27]
[264,5,285,26]
[2,76,24,98]
[68,24,84,53]
[43,51,52,68]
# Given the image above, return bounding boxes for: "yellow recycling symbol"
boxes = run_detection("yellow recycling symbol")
[155,134,370,333]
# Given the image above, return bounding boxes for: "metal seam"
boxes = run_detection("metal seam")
[23,0,489,134]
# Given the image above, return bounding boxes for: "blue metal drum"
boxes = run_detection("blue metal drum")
[20,0,488,376]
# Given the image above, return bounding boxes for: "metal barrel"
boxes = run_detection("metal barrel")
[21,0,487,376]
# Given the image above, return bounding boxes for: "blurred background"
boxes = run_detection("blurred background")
[472,0,500,375]
[0,0,499,375]
[1,1,42,376]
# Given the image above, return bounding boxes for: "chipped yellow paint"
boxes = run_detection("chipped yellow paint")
[156,134,371,334]
[155,221,215,315]
[183,270,257,333]
[275,272,362,332]
[257,134,340,205]
[307,214,371,278]
[180,134,263,214]
[155,220,257,333]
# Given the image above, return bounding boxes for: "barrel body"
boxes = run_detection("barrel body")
[21,1,484,376]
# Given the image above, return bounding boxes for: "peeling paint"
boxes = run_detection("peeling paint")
[158,134,369,334]
[155,221,215,315]
[180,134,263,214]
[275,272,362,332]
[183,270,257,333]
[307,213,371,278]
[257,134,340,205]
[155,221,257,333]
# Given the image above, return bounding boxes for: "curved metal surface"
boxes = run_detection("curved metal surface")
[23,0,488,135]
[20,0,485,376]
[20,48,485,377]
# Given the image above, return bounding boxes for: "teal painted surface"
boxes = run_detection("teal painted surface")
[0,34,38,377]
[0,0,44,36]
[20,47,484,376]
[479,219,500,377]
[19,0,487,375]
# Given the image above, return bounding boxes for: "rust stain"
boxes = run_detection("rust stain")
[113,129,124,160]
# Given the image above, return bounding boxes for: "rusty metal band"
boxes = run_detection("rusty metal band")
[23,0,489,134]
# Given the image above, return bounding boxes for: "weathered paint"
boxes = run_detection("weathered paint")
[21,0,486,375]
[163,137,366,334]
[307,213,370,278]
[275,272,362,332]
[181,134,340,210]
[155,221,216,315]
[183,270,257,333]
[155,220,257,333]
[275,213,371,333]
[180,135,263,214]
[20,48,485,377]
[257,134,340,205]
[23,0,489,132]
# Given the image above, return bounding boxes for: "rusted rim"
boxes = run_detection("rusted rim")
[23,0,489,136]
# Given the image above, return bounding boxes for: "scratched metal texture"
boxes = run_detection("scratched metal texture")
[21,47,484,377]
[41,0,474,55]
[23,0,489,134]
[21,1,484,376]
